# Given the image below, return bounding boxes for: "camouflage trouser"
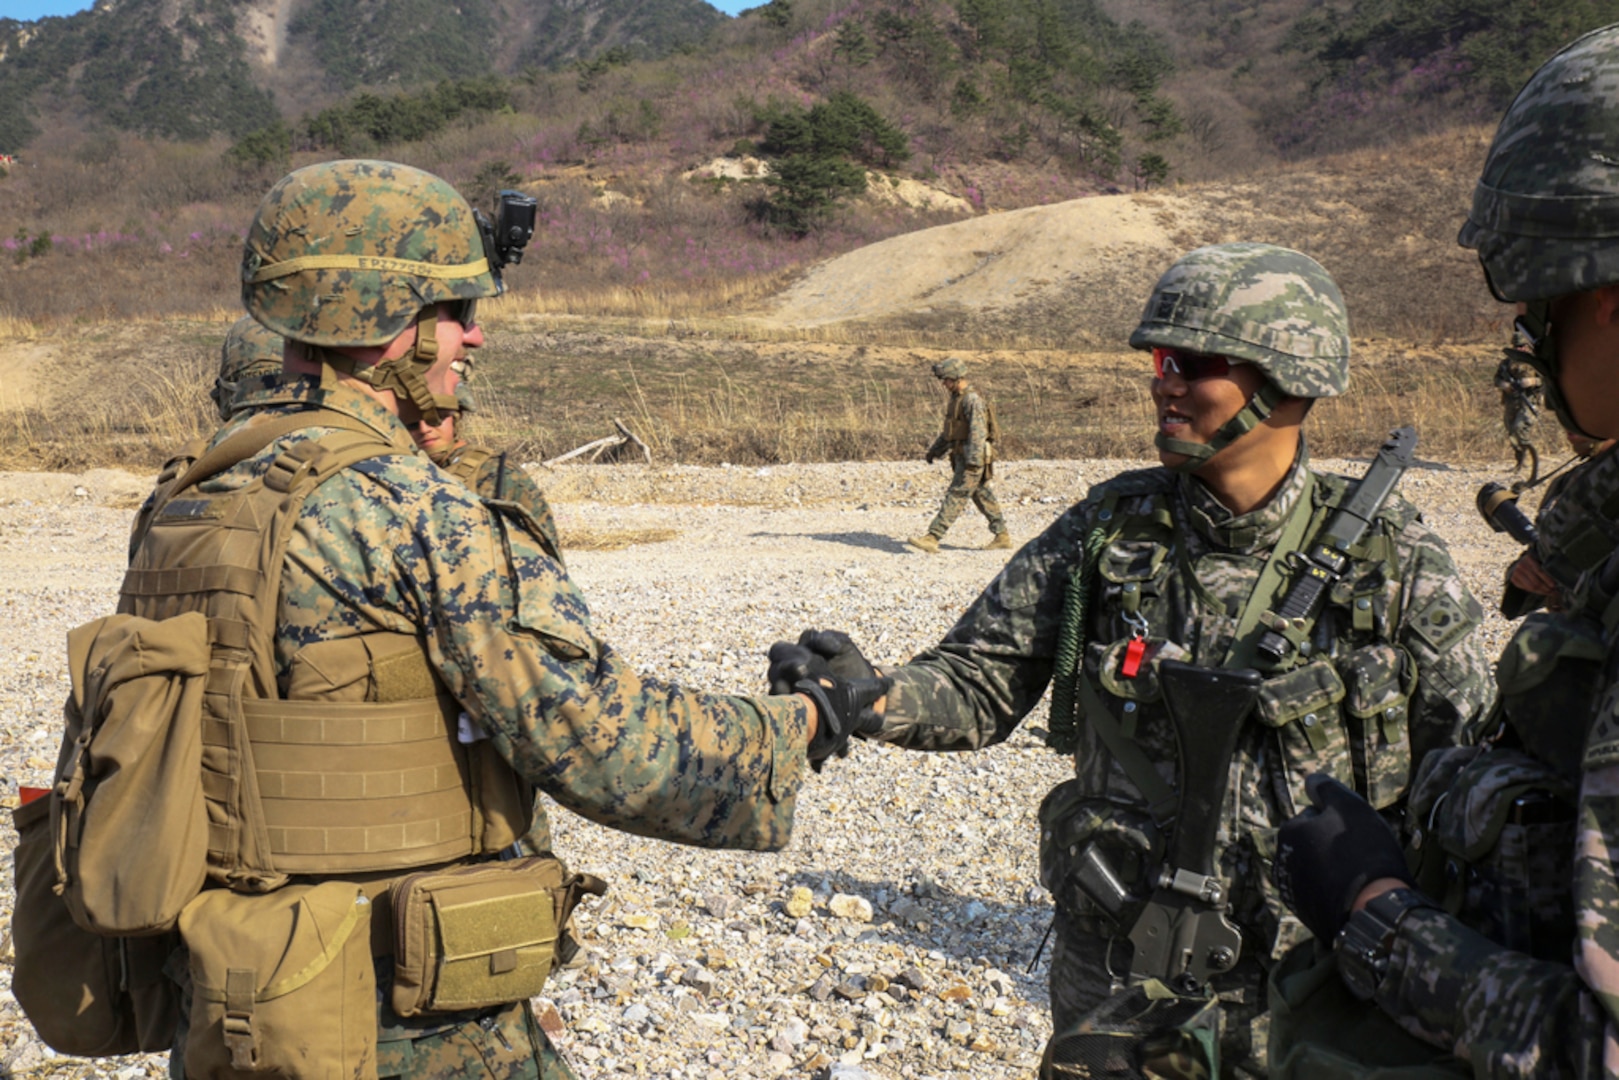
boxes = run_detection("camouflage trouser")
[1048,910,1271,1079]
[376,999,576,1080]
[927,459,1005,539]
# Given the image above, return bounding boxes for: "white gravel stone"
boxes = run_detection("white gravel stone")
[829,893,875,922]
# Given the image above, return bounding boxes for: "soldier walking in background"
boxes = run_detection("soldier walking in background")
[773,243,1493,1077]
[1270,24,1619,1079]
[909,356,1011,552]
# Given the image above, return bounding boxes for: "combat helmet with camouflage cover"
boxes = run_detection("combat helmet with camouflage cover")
[241,159,500,425]
[1458,23,1619,437]
[1130,242,1350,469]
[213,315,284,421]
[932,357,968,380]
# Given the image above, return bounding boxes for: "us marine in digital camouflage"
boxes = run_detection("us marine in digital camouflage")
[908,356,1011,553]
[1272,23,1619,1080]
[771,243,1493,1078]
[102,159,887,1079]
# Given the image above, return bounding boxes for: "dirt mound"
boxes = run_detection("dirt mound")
[757,129,1506,346]
[764,192,1173,329]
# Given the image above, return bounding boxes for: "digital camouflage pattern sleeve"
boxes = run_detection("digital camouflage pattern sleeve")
[877,495,1093,750]
[216,381,811,852]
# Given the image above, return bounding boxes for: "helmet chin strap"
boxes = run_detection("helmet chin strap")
[1154,381,1286,473]
[313,306,446,425]
[1513,301,1598,442]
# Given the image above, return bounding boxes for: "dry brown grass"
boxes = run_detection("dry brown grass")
[0,315,1532,475]
[559,525,682,550]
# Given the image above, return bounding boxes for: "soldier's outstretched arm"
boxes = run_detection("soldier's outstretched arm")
[407,496,814,853]
[868,504,1090,751]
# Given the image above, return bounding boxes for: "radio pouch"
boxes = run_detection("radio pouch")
[390,857,606,1017]
[181,882,376,1080]
[11,796,179,1056]
[53,611,210,935]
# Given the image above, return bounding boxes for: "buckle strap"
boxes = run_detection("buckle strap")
[223,967,258,1069]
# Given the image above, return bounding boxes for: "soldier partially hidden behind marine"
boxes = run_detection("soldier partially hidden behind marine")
[770,243,1493,1077]
[408,382,564,569]
[10,160,890,1080]
[908,356,1011,553]
[1270,22,1619,1080]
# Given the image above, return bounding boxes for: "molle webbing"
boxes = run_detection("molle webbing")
[235,698,474,871]
[443,446,495,488]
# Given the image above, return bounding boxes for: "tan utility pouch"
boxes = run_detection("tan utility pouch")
[390,857,606,1018]
[11,796,180,1056]
[55,611,210,934]
[181,883,377,1080]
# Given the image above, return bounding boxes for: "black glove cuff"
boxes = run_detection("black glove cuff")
[1336,887,1439,1002]
[795,679,844,765]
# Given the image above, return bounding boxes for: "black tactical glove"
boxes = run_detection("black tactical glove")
[925,450,938,465]
[796,671,891,772]
[768,629,881,692]
[804,629,879,680]
[767,640,831,696]
[1273,773,1414,942]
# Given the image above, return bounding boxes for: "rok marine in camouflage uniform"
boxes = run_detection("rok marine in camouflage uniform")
[773,243,1492,1077]
[909,357,1011,553]
[110,160,885,1080]
[1272,24,1619,1080]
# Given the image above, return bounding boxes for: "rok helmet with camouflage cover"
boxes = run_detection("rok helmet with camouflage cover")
[241,159,534,424]
[214,315,284,421]
[1458,23,1619,440]
[1130,242,1350,471]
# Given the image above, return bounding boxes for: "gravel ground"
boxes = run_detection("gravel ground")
[0,457,1530,1080]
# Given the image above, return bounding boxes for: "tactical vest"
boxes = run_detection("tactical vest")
[1040,470,1435,954]
[944,393,998,451]
[122,410,531,893]
[441,444,498,491]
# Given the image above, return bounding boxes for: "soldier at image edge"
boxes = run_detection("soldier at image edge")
[771,242,1493,1077]
[1270,22,1619,1080]
[908,355,1011,553]
[54,158,890,1079]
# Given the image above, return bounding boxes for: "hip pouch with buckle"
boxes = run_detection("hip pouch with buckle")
[180,882,377,1080]
[389,856,607,1018]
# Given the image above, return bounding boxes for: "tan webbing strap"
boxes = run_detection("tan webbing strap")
[1220,472,1318,672]
[170,407,411,499]
[267,429,412,496]
[223,968,258,1069]
[167,411,326,497]
[121,564,260,598]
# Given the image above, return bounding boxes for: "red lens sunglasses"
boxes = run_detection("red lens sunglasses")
[1152,347,1231,381]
